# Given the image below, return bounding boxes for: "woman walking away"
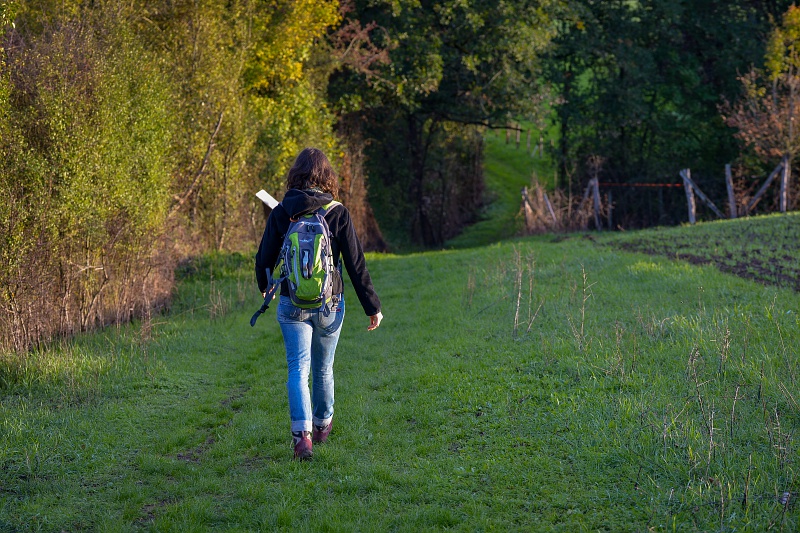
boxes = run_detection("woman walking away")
[256,147,383,460]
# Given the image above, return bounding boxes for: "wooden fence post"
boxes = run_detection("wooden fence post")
[607,189,613,230]
[542,190,558,227]
[581,180,593,203]
[526,130,531,151]
[681,170,725,219]
[591,178,602,230]
[725,164,737,219]
[506,127,510,144]
[515,125,521,149]
[780,154,790,213]
[745,161,783,214]
[521,187,534,232]
[681,169,696,224]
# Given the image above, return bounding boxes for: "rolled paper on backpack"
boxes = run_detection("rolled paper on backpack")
[256,189,279,209]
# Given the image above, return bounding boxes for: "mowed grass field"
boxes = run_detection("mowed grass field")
[2,130,799,530]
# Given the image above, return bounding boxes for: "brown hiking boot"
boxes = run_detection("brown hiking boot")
[312,420,333,444]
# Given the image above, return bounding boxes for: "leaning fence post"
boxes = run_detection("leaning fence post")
[725,164,736,219]
[780,154,790,213]
[745,161,783,214]
[521,187,534,233]
[681,169,696,224]
[682,170,725,219]
[542,190,558,228]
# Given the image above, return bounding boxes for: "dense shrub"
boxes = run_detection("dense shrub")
[0,0,354,353]
[0,18,174,351]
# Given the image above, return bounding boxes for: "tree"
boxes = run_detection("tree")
[1,6,175,350]
[331,0,558,246]
[134,0,342,250]
[546,0,795,226]
[724,5,800,212]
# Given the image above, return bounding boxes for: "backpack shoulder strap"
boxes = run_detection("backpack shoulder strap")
[317,200,341,217]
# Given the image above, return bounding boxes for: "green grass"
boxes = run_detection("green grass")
[2,233,799,531]
[2,133,799,530]
[597,212,800,291]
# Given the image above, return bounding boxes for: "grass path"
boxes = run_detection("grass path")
[3,239,799,530]
[2,132,800,529]
[446,124,555,249]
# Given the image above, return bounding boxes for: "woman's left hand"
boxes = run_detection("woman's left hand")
[367,312,383,331]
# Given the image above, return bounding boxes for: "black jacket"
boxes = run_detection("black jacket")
[255,189,381,316]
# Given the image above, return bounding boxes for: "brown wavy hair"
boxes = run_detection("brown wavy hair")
[286,147,339,197]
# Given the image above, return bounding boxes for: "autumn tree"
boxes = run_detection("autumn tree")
[724,5,800,212]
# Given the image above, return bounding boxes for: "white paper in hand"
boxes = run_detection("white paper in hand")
[255,189,279,209]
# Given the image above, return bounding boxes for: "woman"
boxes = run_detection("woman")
[256,147,383,460]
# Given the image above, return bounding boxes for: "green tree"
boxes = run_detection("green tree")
[332,0,558,246]
[546,0,794,225]
[137,0,341,250]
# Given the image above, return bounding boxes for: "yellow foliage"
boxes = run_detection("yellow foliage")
[765,5,800,81]
[247,0,340,93]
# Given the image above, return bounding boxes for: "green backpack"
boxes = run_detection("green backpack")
[250,201,341,327]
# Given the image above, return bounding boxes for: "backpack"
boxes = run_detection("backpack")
[250,201,341,327]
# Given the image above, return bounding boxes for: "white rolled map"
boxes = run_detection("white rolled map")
[255,189,279,209]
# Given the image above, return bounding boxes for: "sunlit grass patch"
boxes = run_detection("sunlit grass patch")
[601,212,800,291]
[0,330,157,400]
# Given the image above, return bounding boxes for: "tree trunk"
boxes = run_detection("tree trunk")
[408,114,439,246]
[336,114,388,252]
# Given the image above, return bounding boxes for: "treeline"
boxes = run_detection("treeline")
[349,0,800,239]
[0,0,353,351]
[2,0,799,352]
[0,0,560,351]
[546,0,799,227]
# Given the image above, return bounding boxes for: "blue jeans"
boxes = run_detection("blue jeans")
[277,295,345,433]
